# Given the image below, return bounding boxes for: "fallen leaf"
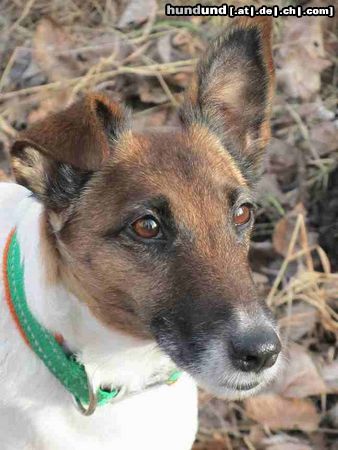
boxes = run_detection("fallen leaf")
[272,205,304,257]
[193,441,229,450]
[297,100,335,122]
[321,360,338,392]
[272,204,317,257]
[310,121,338,156]
[277,16,332,100]
[245,394,320,432]
[247,425,266,447]
[34,18,81,82]
[265,138,298,187]
[157,34,174,63]
[118,0,157,29]
[256,173,286,208]
[278,303,318,341]
[198,393,232,431]
[274,343,327,398]
[137,80,168,105]
[29,18,81,122]
[263,433,313,450]
[273,214,294,257]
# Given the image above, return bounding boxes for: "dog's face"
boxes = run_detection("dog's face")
[11,18,281,398]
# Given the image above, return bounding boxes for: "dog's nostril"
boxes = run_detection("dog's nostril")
[230,329,281,373]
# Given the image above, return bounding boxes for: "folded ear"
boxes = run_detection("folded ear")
[11,93,129,211]
[180,17,275,183]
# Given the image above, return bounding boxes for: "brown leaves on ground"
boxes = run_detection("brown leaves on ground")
[245,394,320,432]
[28,18,81,123]
[278,302,318,342]
[34,18,81,82]
[244,343,327,433]
[272,204,317,258]
[275,343,327,398]
[118,0,157,29]
[0,4,337,450]
[276,16,332,100]
[262,434,313,450]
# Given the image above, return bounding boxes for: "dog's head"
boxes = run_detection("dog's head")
[11,17,281,398]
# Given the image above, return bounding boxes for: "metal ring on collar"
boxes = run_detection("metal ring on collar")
[72,369,98,416]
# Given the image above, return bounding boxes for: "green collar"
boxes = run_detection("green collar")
[4,230,181,415]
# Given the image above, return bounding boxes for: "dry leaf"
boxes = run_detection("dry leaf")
[321,360,338,392]
[279,303,318,341]
[137,81,168,105]
[30,19,81,122]
[118,0,157,29]
[256,173,285,207]
[273,214,295,257]
[34,18,80,82]
[272,205,317,257]
[272,205,303,257]
[193,441,228,450]
[247,425,266,446]
[157,34,174,63]
[310,121,338,157]
[276,343,327,398]
[265,138,297,187]
[277,16,332,100]
[245,394,320,432]
[263,433,313,450]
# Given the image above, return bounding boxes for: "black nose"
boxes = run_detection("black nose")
[230,328,281,373]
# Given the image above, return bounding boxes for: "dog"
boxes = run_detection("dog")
[0,17,281,450]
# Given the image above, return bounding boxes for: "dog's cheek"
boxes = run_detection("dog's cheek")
[58,233,172,338]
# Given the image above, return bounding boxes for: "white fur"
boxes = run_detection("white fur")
[0,182,198,450]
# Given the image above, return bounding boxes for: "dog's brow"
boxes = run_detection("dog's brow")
[227,187,255,206]
[138,196,171,216]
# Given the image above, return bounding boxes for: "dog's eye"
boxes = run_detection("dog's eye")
[233,204,252,226]
[132,216,161,239]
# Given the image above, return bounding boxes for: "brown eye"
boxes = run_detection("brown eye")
[233,204,251,226]
[132,216,160,239]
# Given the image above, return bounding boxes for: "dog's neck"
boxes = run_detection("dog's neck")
[13,193,173,394]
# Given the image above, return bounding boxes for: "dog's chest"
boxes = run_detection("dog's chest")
[15,376,198,450]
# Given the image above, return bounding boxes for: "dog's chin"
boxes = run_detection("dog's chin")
[195,377,268,400]
[189,355,283,400]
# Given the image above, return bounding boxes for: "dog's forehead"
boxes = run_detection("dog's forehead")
[94,127,248,233]
[113,126,246,188]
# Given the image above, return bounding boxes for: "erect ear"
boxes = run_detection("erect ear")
[180,17,275,184]
[11,93,130,212]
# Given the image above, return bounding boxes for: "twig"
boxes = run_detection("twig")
[267,214,303,306]
[9,0,36,32]
[0,60,196,101]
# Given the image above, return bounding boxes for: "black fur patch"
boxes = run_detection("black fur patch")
[44,162,92,211]
[95,99,130,143]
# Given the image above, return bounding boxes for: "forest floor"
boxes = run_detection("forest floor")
[0,1,337,449]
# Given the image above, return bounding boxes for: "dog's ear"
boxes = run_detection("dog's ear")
[180,17,275,183]
[11,93,129,212]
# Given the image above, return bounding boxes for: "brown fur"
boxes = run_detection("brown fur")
[32,125,256,338]
[11,18,275,344]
